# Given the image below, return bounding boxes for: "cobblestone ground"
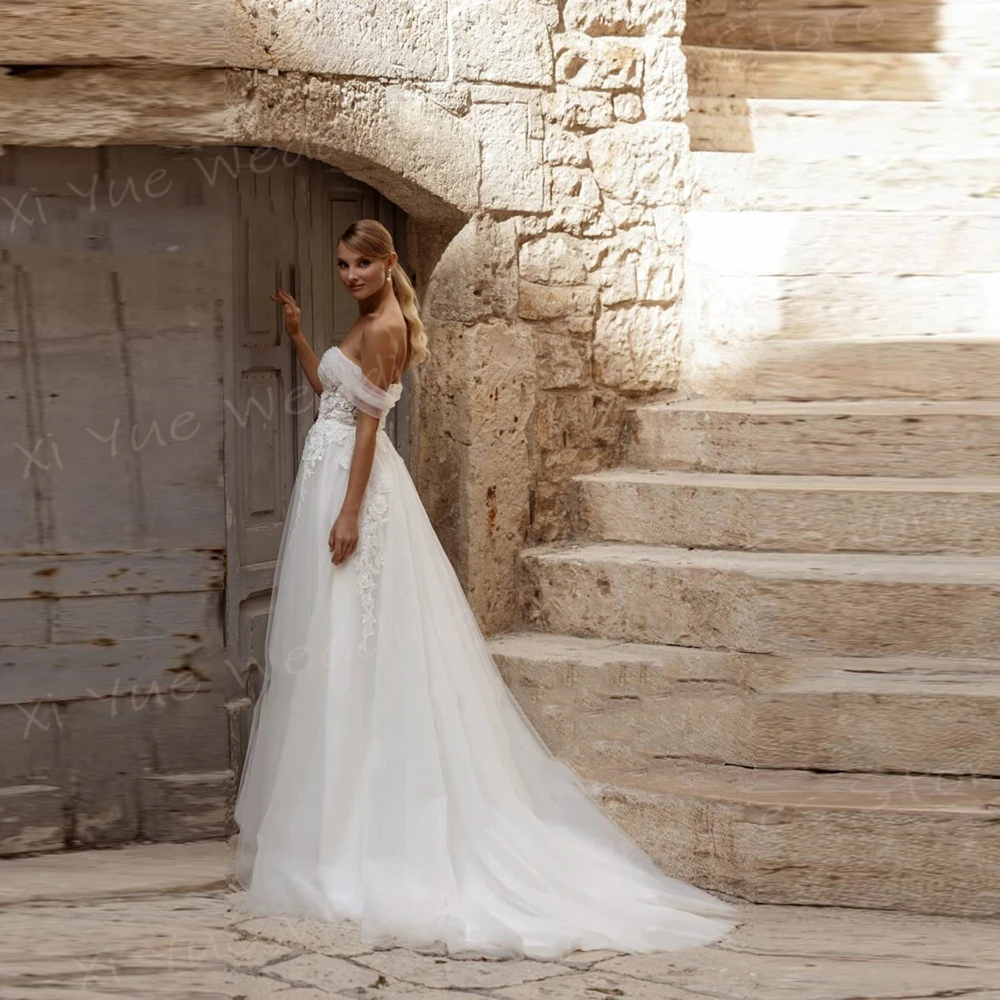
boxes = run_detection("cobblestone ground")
[1,842,999,999]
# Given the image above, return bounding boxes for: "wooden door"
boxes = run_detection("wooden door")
[225,150,411,777]
[0,145,233,851]
[0,143,410,853]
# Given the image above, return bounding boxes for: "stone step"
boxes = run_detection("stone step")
[687,98,1000,155]
[683,0,999,57]
[739,336,1000,402]
[683,271,997,343]
[140,771,233,843]
[0,840,230,904]
[584,758,1000,916]
[686,211,1000,276]
[489,630,1000,776]
[518,542,1000,657]
[625,399,1000,477]
[692,151,1000,213]
[685,46,1000,102]
[0,785,63,857]
[568,469,1000,554]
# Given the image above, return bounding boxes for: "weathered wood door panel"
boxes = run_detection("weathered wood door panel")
[223,151,411,779]
[0,144,409,853]
[0,145,232,851]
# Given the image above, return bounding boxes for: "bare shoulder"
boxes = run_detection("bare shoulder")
[359,316,406,388]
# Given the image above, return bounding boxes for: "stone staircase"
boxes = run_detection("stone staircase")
[489,11,1000,918]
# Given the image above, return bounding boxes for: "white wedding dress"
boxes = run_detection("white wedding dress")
[233,344,741,959]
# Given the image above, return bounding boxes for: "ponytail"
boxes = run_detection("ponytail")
[338,219,429,366]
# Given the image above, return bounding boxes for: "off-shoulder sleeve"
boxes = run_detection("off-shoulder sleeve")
[327,347,403,419]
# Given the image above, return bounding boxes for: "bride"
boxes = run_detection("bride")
[233,218,741,960]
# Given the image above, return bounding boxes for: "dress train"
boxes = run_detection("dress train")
[233,345,741,959]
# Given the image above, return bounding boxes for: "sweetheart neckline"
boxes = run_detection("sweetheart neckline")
[332,345,403,388]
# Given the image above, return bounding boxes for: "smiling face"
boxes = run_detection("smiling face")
[336,241,393,299]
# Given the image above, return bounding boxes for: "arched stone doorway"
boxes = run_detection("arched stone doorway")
[0,143,414,851]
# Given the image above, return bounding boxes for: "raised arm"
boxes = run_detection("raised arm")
[272,289,323,395]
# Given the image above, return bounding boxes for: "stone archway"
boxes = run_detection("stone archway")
[0,63,542,852]
[0,63,540,623]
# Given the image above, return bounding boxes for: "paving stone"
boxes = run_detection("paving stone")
[5,844,1000,1000]
[496,969,692,998]
[591,935,1000,999]
[340,984,493,999]
[227,969,310,998]
[262,954,382,992]
[231,915,375,958]
[354,947,571,990]
[226,936,297,972]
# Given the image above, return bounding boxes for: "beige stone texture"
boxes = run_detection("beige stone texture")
[451,0,556,86]
[625,399,1000,478]
[491,631,1000,776]
[520,541,1000,656]
[535,333,592,389]
[555,33,645,90]
[6,841,1000,998]
[642,36,690,119]
[748,336,1000,402]
[563,0,684,38]
[686,45,1000,102]
[594,304,680,390]
[589,122,691,207]
[688,96,1000,156]
[569,469,1000,555]
[684,0,1000,62]
[0,0,261,68]
[586,759,1000,916]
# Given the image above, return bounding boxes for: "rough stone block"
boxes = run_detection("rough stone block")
[594,304,680,390]
[0,785,64,856]
[563,0,684,37]
[451,0,554,86]
[140,771,233,842]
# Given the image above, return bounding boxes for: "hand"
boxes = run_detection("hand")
[329,511,359,565]
[270,289,302,338]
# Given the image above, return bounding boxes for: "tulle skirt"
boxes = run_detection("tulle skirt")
[233,420,741,959]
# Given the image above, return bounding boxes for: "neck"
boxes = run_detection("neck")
[357,278,395,316]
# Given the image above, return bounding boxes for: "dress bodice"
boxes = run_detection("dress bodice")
[316,346,404,428]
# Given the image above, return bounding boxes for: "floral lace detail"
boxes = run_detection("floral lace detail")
[316,384,359,425]
[355,470,390,654]
[293,372,394,654]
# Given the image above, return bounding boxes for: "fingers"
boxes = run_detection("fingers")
[329,537,356,565]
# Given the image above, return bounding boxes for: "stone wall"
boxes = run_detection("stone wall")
[0,0,692,632]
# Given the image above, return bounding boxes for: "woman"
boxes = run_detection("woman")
[233,218,741,960]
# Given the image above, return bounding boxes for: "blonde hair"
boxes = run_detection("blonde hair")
[337,219,429,366]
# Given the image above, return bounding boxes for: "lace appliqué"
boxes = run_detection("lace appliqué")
[355,471,390,654]
[293,379,393,655]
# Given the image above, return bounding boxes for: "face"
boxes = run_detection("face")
[336,243,395,298]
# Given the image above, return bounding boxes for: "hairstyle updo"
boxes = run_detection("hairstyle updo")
[338,218,429,366]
